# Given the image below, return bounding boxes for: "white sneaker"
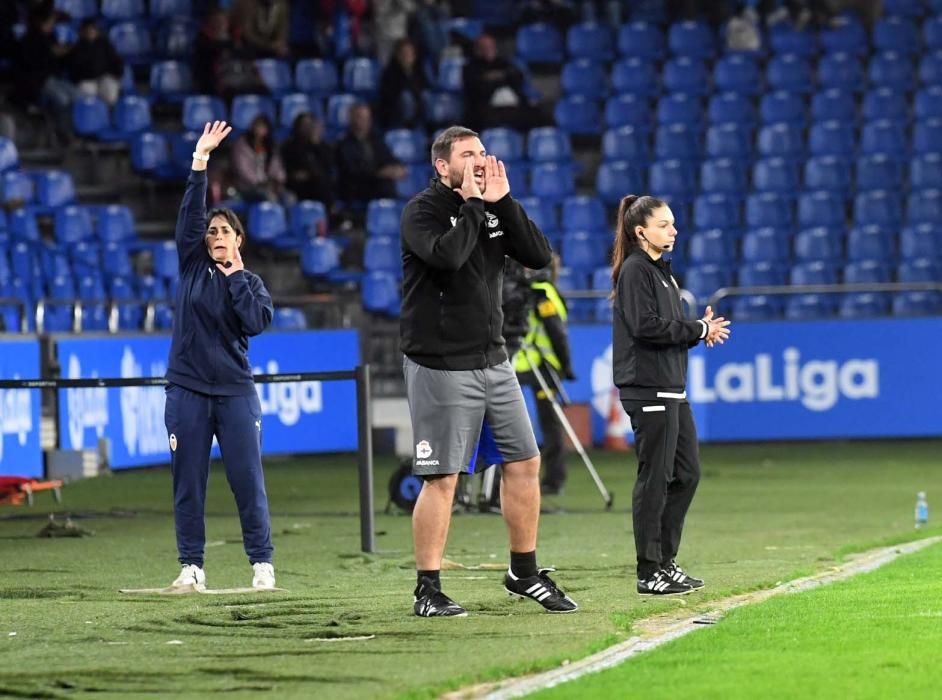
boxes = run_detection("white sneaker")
[172,564,206,590]
[252,562,275,589]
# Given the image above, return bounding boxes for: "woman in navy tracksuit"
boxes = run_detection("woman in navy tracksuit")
[164,120,276,590]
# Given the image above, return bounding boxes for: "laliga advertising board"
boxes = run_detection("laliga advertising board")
[0,337,43,478]
[57,330,360,469]
[562,317,942,444]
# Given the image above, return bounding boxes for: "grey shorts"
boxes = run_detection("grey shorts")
[403,356,539,476]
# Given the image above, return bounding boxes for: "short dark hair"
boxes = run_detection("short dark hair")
[207,208,247,250]
[430,126,479,164]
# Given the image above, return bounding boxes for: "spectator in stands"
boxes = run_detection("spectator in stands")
[231,0,290,58]
[373,0,416,65]
[193,9,267,100]
[377,38,427,130]
[67,19,123,106]
[409,0,452,65]
[336,102,406,203]
[230,114,288,203]
[463,33,548,132]
[281,112,336,214]
[13,6,76,142]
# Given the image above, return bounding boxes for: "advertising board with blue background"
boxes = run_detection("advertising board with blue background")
[56,330,360,469]
[0,337,43,477]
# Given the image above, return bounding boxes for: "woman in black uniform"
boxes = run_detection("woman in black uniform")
[611,194,731,595]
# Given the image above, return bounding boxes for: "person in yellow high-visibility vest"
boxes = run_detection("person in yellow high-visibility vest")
[513,256,576,496]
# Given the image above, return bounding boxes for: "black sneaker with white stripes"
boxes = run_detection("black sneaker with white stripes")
[664,560,704,589]
[503,567,578,613]
[637,569,694,596]
[413,577,468,617]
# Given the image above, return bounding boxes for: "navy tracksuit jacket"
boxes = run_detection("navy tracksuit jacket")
[165,169,275,567]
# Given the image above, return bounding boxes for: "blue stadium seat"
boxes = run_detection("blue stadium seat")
[785,294,837,319]
[657,93,702,127]
[279,93,320,132]
[291,199,328,239]
[919,51,942,85]
[605,94,652,131]
[102,243,133,279]
[136,274,167,301]
[530,163,575,204]
[342,57,379,97]
[820,15,868,56]
[868,52,915,91]
[71,240,101,274]
[594,297,613,323]
[791,260,838,285]
[705,123,752,159]
[861,88,909,122]
[707,92,756,126]
[898,257,941,282]
[803,156,852,195]
[893,290,942,316]
[0,138,18,173]
[900,223,941,257]
[554,96,602,136]
[596,161,645,206]
[326,93,357,133]
[746,193,793,228]
[731,295,784,321]
[182,95,226,132]
[560,59,607,100]
[655,124,700,161]
[300,237,340,277]
[757,122,804,159]
[150,0,191,19]
[915,86,942,120]
[55,0,98,19]
[9,209,39,243]
[874,17,919,55]
[34,170,76,210]
[668,20,715,59]
[422,91,462,126]
[927,15,942,50]
[102,0,145,21]
[699,158,747,194]
[527,127,571,163]
[739,260,789,286]
[662,57,710,95]
[839,292,890,318]
[152,241,177,279]
[794,226,843,261]
[766,54,814,93]
[516,23,564,64]
[365,199,403,238]
[295,59,338,98]
[617,21,664,60]
[741,228,789,263]
[687,229,734,264]
[562,231,606,270]
[516,196,559,236]
[77,273,105,301]
[109,22,152,64]
[611,58,658,97]
[810,89,857,122]
[860,119,908,158]
[482,127,525,161]
[384,129,426,164]
[693,193,741,231]
[808,121,856,158]
[818,52,864,91]
[566,21,613,61]
[364,236,400,274]
[769,25,817,57]
[272,307,307,330]
[156,16,197,60]
[713,54,760,95]
[113,95,152,136]
[255,59,293,97]
[150,60,192,102]
[591,266,613,290]
[682,264,730,303]
[10,241,35,282]
[649,160,696,202]
[907,188,942,223]
[72,95,110,138]
[361,270,400,316]
[753,157,801,195]
[396,164,431,200]
[231,94,276,132]
[913,118,942,152]
[97,205,135,244]
[855,190,903,227]
[797,190,846,227]
[247,202,287,245]
[601,127,648,165]
[562,195,606,233]
[882,0,924,18]
[857,154,903,191]
[844,259,891,284]
[759,91,806,126]
[437,55,464,92]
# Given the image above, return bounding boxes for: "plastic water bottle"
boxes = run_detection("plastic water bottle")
[915,492,929,529]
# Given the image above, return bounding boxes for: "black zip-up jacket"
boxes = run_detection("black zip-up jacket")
[166,170,274,396]
[613,249,708,401]
[400,178,552,370]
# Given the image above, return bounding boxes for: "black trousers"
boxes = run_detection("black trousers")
[519,371,566,489]
[621,400,701,579]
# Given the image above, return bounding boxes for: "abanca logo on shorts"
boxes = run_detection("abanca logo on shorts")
[415,439,439,467]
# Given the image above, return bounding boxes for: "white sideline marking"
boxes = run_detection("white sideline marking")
[457,536,942,700]
[119,586,287,595]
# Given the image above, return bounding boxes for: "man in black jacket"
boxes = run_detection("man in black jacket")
[400,125,578,617]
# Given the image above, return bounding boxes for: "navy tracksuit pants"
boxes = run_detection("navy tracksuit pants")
[164,383,274,567]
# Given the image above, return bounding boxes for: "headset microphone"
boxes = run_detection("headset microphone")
[639,233,671,252]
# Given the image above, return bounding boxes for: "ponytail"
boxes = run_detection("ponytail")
[610,194,667,295]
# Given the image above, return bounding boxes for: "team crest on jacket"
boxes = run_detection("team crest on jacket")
[485,213,499,228]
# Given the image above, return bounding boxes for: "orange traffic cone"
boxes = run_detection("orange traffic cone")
[604,388,629,451]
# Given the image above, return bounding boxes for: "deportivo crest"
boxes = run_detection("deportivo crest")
[485,212,499,228]
[169,433,177,452]
[416,440,433,459]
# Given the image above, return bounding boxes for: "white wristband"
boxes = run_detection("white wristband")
[192,152,210,162]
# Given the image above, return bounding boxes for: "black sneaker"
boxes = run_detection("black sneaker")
[664,561,705,589]
[637,569,694,596]
[413,578,467,617]
[504,567,578,613]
